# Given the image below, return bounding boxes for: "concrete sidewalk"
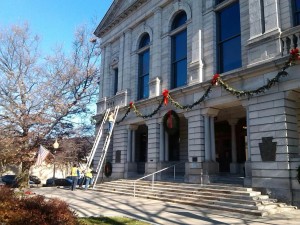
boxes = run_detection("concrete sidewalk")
[32,187,300,225]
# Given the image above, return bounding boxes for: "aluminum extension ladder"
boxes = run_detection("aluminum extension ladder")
[85,108,111,170]
[92,105,119,188]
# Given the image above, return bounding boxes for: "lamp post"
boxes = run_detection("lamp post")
[52,139,59,185]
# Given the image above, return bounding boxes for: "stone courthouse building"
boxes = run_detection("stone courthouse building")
[94,0,300,206]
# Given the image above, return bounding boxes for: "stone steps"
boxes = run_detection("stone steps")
[92,179,297,216]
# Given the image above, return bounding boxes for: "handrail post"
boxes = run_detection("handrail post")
[134,181,136,197]
[174,165,176,180]
[152,174,154,190]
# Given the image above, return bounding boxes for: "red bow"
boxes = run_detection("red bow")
[211,73,220,85]
[162,89,169,106]
[290,48,300,60]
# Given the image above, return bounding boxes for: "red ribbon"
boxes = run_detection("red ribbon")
[211,73,220,85]
[167,110,173,128]
[162,89,169,106]
[129,102,134,108]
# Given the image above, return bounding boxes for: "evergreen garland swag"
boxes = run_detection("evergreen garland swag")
[116,48,300,124]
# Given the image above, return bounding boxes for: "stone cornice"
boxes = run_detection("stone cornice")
[94,0,148,38]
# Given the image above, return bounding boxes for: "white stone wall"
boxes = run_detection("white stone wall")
[95,0,300,205]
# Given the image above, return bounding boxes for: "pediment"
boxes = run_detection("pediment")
[94,0,148,37]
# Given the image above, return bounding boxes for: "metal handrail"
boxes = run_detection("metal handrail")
[133,161,186,197]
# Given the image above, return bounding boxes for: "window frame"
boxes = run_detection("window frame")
[293,0,300,26]
[137,33,150,100]
[217,1,242,74]
[113,68,118,95]
[170,11,188,89]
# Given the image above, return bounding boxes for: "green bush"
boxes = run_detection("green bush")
[0,186,83,225]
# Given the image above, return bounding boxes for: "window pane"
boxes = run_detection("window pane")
[220,36,241,73]
[297,13,300,25]
[142,75,149,98]
[142,50,149,75]
[139,33,150,49]
[172,11,187,30]
[174,59,187,88]
[219,2,240,41]
[173,30,187,61]
[139,74,149,99]
[114,68,118,95]
[295,0,300,10]
[138,49,149,99]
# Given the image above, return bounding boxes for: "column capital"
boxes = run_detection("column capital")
[201,107,219,117]
[228,118,238,126]
[127,124,138,130]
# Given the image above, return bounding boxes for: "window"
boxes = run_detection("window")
[113,68,118,95]
[217,2,241,73]
[293,0,300,26]
[138,34,150,100]
[171,11,187,89]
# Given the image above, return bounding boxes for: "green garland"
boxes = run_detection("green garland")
[114,48,299,124]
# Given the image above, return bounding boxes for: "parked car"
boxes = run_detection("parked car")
[1,175,41,187]
[44,177,73,187]
[29,175,41,185]
[1,175,18,187]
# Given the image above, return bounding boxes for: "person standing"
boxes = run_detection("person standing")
[107,111,115,133]
[84,167,93,190]
[71,164,79,191]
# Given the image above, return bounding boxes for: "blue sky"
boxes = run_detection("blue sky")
[0,0,113,53]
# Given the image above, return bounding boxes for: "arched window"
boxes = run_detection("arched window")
[138,33,150,100]
[171,11,187,89]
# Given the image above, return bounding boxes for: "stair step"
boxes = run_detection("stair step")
[92,179,297,217]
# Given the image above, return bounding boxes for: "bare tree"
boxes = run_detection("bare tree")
[0,24,100,183]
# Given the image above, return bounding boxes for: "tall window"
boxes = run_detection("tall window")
[293,0,300,26]
[113,68,118,95]
[218,2,241,73]
[171,11,187,89]
[138,34,150,100]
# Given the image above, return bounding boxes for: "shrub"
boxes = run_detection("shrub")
[0,186,83,225]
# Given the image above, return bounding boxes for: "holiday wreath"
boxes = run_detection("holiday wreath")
[163,110,180,135]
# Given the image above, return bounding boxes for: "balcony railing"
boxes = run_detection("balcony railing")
[281,26,300,56]
[96,89,130,115]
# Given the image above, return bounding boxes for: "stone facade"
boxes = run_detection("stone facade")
[94,0,300,207]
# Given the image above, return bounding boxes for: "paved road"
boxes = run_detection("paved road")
[32,187,300,225]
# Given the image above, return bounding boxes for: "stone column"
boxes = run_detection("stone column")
[124,125,137,178]
[204,115,211,161]
[228,119,238,174]
[127,127,132,163]
[242,100,252,186]
[210,117,216,161]
[152,7,162,80]
[131,125,138,162]
[164,131,169,161]
[123,29,132,91]
[103,44,111,98]
[159,122,164,162]
[202,108,219,175]
[118,34,125,90]
[99,45,105,99]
